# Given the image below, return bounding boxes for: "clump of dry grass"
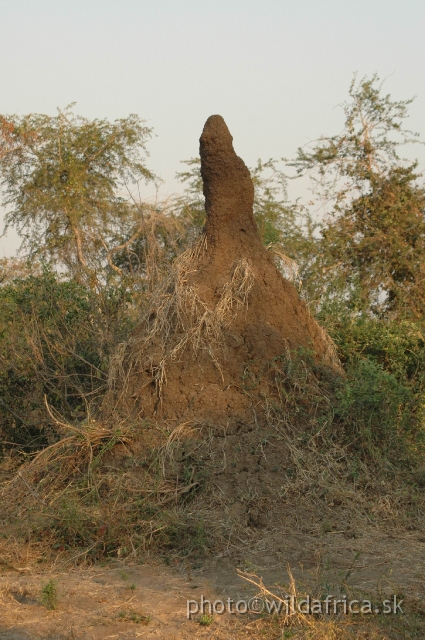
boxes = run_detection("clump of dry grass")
[108,236,255,404]
[268,243,302,288]
[0,409,160,563]
[1,402,133,511]
[236,566,416,640]
[0,403,213,565]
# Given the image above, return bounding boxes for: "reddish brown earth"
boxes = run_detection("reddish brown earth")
[196,114,335,367]
[111,115,337,429]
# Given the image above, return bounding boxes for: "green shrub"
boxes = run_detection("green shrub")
[321,315,425,465]
[0,268,111,452]
[334,358,421,462]
[41,579,58,610]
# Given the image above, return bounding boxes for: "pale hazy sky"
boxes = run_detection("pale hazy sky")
[1,0,424,256]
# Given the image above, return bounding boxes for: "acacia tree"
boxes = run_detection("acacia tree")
[291,74,425,320]
[319,166,425,319]
[0,106,155,286]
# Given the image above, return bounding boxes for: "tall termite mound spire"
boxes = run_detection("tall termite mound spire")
[191,114,335,364]
[200,115,259,246]
[108,115,339,428]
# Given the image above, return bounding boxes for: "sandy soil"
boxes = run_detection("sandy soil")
[1,527,424,639]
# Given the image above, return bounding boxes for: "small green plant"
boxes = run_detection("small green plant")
[199,613,214,626]
[322,521,332,534]
[41,579,58,610]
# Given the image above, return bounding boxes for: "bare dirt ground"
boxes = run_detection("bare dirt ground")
[1,527,424,639]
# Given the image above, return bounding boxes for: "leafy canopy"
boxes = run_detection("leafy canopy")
[0,106,154,282]
[291,74,425,320]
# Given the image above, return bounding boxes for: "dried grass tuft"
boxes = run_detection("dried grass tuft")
[0,402,134,518]
[108,236,255,403]
[268,244,302,288]
[238,568,381,639]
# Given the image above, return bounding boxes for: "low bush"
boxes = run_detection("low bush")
[0,268,114,452]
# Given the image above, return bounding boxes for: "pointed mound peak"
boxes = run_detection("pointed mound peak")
[199,114,234,155]
[200,115,258,245]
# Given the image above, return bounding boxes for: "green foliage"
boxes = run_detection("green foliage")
[314,164,425,320]
[174,157,206,232]
[199,613,214,626]
[328,315,425,379]
[323,316,425,463]
[0,267,111,450]
[291,74,425,320]
[0,106,154,283]
[41,579,58,610]
[291,73,419,200]
[269,322,425,468]
[118,610,151,624]
[313,254,425,464]
[334,359,417,461]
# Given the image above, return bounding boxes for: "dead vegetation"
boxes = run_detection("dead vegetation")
[1,344,424,572]
[107,239,255,410]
